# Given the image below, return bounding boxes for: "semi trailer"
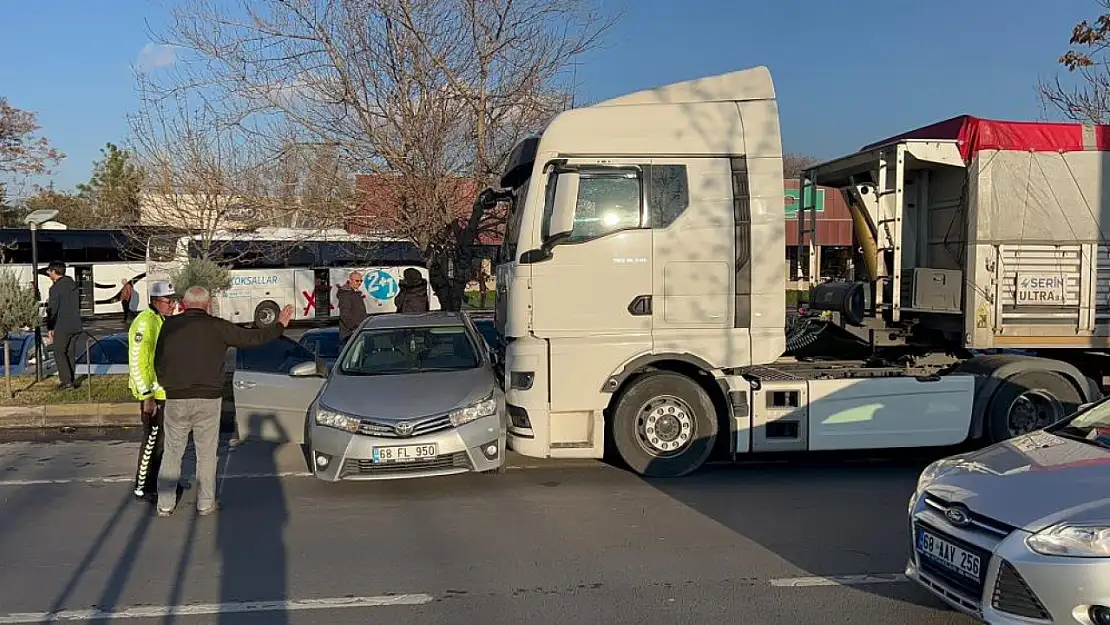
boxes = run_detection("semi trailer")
[487,66,1110,477]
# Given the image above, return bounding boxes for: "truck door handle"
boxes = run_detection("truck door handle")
[234,380,257,389]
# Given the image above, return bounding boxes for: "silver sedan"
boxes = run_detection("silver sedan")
[295,312,507,481]
[906,399,1110,624]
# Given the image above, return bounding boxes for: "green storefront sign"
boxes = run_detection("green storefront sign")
[783,187,825,216]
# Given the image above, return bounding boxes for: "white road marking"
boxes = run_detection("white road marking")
[769,573,908,587]
[0,594,434,623]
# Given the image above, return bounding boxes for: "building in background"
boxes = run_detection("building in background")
[784,180,857,283]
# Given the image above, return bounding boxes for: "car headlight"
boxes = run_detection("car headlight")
[314,406,360,433]
[1027,524,1110,558]
[449,394,497,427]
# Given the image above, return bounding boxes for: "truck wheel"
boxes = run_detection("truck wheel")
[253,301,281,327]
[985,370,1081,443]
[610,372,717,478]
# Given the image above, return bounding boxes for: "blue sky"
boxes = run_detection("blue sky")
[0,0,1096,191]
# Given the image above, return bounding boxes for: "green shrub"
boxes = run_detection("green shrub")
[0,268,39,336]
[171,258,232,295]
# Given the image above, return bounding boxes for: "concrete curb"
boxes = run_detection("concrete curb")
[0,403,137,429]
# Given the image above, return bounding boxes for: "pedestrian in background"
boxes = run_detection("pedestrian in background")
[128,281,179,503]
[45,261,83,390]
[394,268,430,313]
[153,286,293,517]
[336,270,366,341]
[120,279,135,323]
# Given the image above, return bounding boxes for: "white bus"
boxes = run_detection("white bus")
[146,228,440,326]
[0,227,171,317]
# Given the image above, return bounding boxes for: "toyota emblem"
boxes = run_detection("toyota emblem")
[393,421,414,437]
[944,507,971,527]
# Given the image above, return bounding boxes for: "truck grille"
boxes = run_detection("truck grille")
[341,452,469,477]
[991,560,1051,621]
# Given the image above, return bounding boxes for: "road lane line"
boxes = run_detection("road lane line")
[769,574,908,587]
[0,594,435,623]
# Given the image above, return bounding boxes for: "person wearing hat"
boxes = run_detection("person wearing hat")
[128,281,178,502]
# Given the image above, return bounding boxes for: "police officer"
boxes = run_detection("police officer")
[129,281,177,502]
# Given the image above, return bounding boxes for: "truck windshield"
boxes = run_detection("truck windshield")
[500,177,531,263]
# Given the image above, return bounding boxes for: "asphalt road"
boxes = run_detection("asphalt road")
[0,437,977,624]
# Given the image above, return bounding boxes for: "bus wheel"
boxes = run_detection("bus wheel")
[610,372,717,478]
[254,301,281,327]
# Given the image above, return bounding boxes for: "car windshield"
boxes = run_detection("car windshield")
[1052,400,1110,449]
[339,325,479,376]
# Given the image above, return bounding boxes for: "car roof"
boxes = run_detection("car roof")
[361,311,467,330]
[301,327,338,335]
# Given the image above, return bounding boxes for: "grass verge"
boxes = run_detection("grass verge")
[0,375,132,406]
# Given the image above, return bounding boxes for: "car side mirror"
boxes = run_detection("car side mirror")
[289,361,320,377]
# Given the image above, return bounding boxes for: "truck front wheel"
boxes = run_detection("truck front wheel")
[985,370,1082,443]
[610,372,718,478]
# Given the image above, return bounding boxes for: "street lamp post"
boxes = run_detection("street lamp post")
[25,209,58,382]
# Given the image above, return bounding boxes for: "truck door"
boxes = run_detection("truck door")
[530,163,653,420]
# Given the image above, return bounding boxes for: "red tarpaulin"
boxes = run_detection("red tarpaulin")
[860,115,1110,162]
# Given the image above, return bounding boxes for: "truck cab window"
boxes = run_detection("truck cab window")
[648,165,690,228]
[568,171,642,243]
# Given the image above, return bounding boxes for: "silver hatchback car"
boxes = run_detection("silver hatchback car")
[906,399,1110,624]
[294,312,507,481]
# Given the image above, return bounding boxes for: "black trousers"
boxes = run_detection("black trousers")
[53,331,80,387]
[133,400,166,497]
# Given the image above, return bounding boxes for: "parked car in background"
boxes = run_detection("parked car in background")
[298,327,343,369]
[231,312,506,481]
[1,332,56,377]
[73,333,129,376]
[906,399,1110,623]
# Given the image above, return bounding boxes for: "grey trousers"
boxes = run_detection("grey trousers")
[157,398,222,512]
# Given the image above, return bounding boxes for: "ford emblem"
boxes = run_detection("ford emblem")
[944,507,971,527]
[393,421,414,437]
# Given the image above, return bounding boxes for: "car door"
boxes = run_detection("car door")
[232,336,325,444]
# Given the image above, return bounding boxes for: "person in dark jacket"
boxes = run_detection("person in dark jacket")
[45,261,83,390]
[336,271,367,341]
[152,286,293,517]
[394,268,430,313]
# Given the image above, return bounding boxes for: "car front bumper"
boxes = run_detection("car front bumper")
[907,492,1110,624]
[308,414,506,481]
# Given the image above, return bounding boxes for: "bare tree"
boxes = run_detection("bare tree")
[126,78,354,262]
[1039,1,1110,123]
[148,0,613,308]
[784,153,821,179]
[1,98,65,225]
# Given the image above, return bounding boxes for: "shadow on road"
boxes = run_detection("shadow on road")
[643,451,953,609]
[215,413,291,624]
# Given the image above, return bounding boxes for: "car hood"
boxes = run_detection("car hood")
[925,431,1110,532]
[319,366,494,421]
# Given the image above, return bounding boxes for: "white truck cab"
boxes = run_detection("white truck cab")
[490,68,1104,477]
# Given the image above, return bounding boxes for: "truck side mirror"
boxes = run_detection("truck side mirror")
[546,171,579,245]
